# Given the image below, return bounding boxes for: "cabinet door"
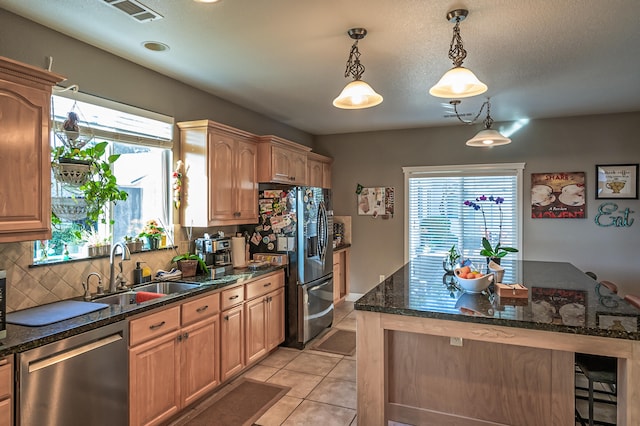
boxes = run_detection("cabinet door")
[245,296,267,365]
[290,150,307,185]
[266,288,285,351]
[235,139,258,221]
[322,161,332,189]
[208,132,236,221]
[0,81,52,242]
[220,305,245,381]
[181,316,220,407]
[333,260,342,304]
[271,145,294,183]
[129,331,180,426]
[307,159,323,188]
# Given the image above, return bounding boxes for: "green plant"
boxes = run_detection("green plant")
[51,141,128,225]
[171,253,208,274]
[447,244,461,264]
[480,237,518,259]
[138,219,165,240]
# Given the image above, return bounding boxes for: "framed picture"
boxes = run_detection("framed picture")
[596,312,639,332]
[530,287,586,326]
[596,163,639,199]
[531,172,585,219]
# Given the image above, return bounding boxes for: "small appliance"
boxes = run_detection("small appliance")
[194,237,233,275]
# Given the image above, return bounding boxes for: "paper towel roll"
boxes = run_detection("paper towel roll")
[231,236,247,268]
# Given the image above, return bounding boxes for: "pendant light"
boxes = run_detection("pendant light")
[429,9,487,99]
[333,28,383,109]
[450,99,511,147]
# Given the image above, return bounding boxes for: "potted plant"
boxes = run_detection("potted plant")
[124,235,143,253]
[51,141,128,226]
[171,253,208,278]
[83,229,111,257]
[480,237,518,264]
[138,219,165,250]
[443,244,462,273]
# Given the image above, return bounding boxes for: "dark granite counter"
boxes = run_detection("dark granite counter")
[355,257,639,340]
[0,266,284,357]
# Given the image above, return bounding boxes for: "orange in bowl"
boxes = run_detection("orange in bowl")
[454,267,494,293]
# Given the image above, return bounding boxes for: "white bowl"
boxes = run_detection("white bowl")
[454,268,494,293]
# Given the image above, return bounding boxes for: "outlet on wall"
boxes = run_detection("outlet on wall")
[379,275,385,282]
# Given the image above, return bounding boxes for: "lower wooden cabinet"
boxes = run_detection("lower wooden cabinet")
[220,304,245,381]
[0,355,13,426]
[333,247,350,304]
[129,294,220,426]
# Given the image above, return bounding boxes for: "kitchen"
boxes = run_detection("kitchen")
[1,1,640,425]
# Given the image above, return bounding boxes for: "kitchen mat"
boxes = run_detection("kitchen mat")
[177,378,289,426]
[310,328,357,356]
[7,300,109,327]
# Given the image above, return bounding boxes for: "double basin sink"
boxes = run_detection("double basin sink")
[92,282,200,307]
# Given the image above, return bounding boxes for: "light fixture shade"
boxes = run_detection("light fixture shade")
[429,66,488,98]
[333,80,383,109]
[466,128,511,147]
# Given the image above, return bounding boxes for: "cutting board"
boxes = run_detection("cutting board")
[7,300,109,327]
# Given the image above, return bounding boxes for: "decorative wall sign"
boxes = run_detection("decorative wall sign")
[594,202,635,227]
[531,172,585,219]
[596,163,638,199]
[357,187,394,218]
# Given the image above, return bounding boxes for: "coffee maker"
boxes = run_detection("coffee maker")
[195,237,233,276]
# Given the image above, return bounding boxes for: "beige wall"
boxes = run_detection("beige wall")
[315,112,640,296]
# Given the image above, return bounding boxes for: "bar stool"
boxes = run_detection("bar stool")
[624,294,640,309]
[575,354,617,426]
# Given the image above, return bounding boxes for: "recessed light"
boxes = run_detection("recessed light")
[142,41,170,52]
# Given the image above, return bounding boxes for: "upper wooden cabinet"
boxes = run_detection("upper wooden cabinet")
[257,135,311,185]
[178,120,258,226]
[307,152,332,189]
[0,57,64,243]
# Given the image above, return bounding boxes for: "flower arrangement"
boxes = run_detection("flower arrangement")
[463,195,518,260]
[138,219,165,240]
[172,160,183,209]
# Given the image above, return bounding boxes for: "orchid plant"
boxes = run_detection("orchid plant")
[463,195,518,259]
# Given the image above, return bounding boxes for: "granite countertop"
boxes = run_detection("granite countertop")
[0,266,284,357]
[355,257,640,340]
[334,243,351,251]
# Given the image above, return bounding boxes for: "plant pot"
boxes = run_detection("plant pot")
[147,237,160,250]
[177,259,198,278]
[51,197,88,221]
[88,245,100,257]
[52,161,93,187]
[126,241,143,253]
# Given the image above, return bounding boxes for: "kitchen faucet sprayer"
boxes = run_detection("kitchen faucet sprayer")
[109,242,131,293]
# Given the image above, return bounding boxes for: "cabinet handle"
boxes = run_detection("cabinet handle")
[224,315,229,321]
[263,282,272,288]
[196,305,209,313]
[290,177,295,181]
[177,334,183,342]
[229,295,239,300]
[149,321,166,330]
[234,212,241,217]
[184,332,189,340]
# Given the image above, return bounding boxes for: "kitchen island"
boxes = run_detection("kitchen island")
[355,258,640,425]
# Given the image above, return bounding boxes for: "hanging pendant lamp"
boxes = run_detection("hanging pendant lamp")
[429,9,487,99]
[449,99,512,147]
[333,28,383,109]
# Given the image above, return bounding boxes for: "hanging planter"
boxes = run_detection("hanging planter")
[52,162,93,187]
[51,197,88,221]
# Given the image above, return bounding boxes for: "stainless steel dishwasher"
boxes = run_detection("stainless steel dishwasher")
[16,320,129,426]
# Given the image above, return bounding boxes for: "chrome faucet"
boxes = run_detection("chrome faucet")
[109,242,131,293]
[83,272,103,301]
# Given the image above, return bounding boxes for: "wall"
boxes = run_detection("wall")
[315,112,640,297]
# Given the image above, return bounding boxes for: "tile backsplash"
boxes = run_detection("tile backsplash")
[0,241,180,312]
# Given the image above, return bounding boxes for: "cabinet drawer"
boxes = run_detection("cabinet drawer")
[0,356,12,400]
[245,270,284,301]
[181,293,220,326]
[221,285,245,310]
[130,306,181,346]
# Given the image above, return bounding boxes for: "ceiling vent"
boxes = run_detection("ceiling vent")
[103,0,163,23]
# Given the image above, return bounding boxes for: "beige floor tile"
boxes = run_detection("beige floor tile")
[334,312,356,332]
[242,364,280,382]
[327,358,357,382]
[267,369,324,399]
[260,347,302,368]
[254,395,303,426]
[282,400,356,426]
[307,376,357,409]
[283,352,341,376]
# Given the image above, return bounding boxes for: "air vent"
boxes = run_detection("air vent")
[103,0,163,23]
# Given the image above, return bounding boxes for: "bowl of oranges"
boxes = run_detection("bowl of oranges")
[454,265,494,293]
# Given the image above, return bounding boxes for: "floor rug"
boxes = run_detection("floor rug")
[310,328,357,356]
[182,378,290,426]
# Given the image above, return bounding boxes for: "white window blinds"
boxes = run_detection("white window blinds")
[404,163,524,265]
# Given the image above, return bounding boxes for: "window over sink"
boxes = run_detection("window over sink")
[33,92,174,265]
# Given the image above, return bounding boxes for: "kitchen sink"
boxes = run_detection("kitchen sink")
[132,282,200,294]
[92,292,138,307]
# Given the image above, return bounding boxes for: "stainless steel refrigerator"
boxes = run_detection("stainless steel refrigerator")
[244,184,333,348]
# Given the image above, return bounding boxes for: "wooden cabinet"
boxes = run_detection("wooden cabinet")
[0,56,64,243]
[0,355,13,426]
[244,270,285,365]
[257,135,311,184]
[333,247,350,304]
[220,304,245,382]
[307,152,333,188]
[178,120,258,226]
[129,294,221,426]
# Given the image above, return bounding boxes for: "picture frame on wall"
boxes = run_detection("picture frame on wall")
[531,172,585,219]
[596,163,639,199]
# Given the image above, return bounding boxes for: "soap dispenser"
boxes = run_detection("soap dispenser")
[133,262,143,285]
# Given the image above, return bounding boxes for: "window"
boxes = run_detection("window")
[34,92,174,264]
[403,163,525,269]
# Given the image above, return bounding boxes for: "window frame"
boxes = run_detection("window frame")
[402,163,526,264]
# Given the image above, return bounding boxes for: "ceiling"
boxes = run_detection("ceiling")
[3,0,640,135]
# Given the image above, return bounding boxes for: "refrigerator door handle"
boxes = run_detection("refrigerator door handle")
[317,201,328,261]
